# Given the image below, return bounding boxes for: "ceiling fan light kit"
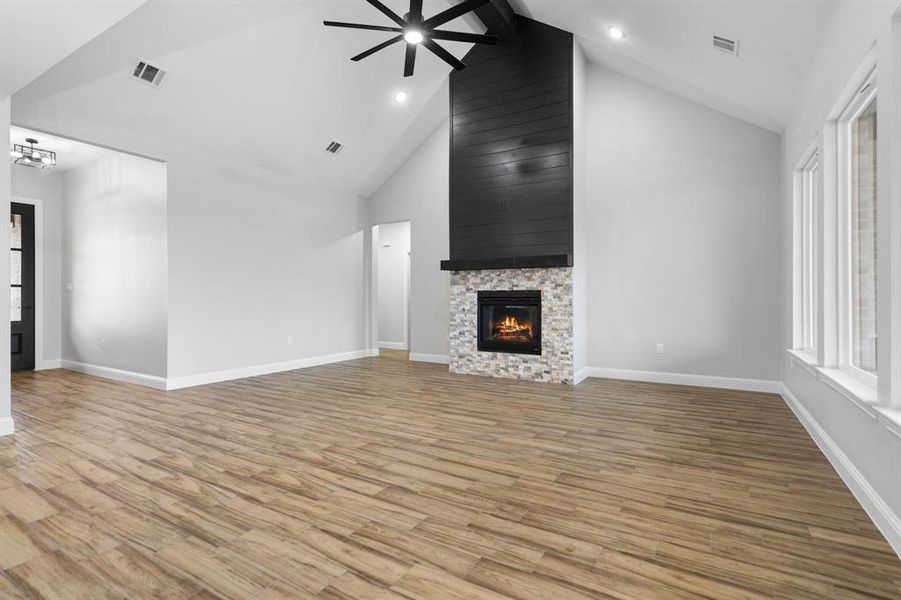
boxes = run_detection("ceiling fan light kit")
[324,0,499,77]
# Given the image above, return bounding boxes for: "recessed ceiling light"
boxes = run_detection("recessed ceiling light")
[394,91,409,104]
[608,25,625,40]
[403,29,424,44]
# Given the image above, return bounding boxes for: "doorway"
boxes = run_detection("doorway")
[374,221,411,357]
[10,202,35,371]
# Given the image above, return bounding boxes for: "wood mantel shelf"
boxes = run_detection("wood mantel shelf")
[440,254,573,271]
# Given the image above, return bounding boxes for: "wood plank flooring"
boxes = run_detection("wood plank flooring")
[1,356,899,599]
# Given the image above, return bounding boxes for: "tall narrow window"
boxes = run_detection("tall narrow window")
[801,154,819,353]
[838,76,877,385]
[850,97,877,373]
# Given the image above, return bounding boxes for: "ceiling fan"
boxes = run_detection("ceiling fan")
[324,0,498,77]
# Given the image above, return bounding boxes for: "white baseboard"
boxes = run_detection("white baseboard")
[61,350,379,391]
[574,368,589,385]
[36,359,61,371]
[409,353,450,364]
[61,360,168,390]
[0,417,14,437]
[780,384,901,558]
[166,349,374,390]
[378,341,408,350]
[582,367,781,393]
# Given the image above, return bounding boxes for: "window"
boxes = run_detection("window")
[800,153,819,354]
[837,76,877,386]
[850,97,877,373]
[10,214,22,322]
[801,153,820,355]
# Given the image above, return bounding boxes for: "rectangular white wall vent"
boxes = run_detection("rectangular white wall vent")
[325,141,344,154]
[131,60,166,87]
[712,35,739,56]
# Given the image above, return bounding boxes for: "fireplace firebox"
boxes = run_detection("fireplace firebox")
[477,290,541,355]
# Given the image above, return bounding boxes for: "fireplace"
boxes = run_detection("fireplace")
[477,290,541,355]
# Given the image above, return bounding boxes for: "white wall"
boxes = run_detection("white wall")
[376,221,410,348]
[369,121,450,360]
[11,167,63,366]
[61,153,167,377]
[585,66,782,381]
[780,0,901,554]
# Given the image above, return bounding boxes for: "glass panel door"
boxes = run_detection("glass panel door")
[10,204,35,370]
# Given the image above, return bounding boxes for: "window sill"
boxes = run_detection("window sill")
[815,367,878,420]
[876,407,901,440]
[787,349,818,375]
[785,351,901,436]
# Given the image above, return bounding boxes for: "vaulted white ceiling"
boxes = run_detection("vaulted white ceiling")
[0,0,145,100]
[13,0,474,197]
[515,0,837,132]
[11,0,838,199]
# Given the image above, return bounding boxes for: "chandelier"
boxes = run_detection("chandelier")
[10,138,56,169]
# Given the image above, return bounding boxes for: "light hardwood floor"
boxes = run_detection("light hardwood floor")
[1,356,899,599]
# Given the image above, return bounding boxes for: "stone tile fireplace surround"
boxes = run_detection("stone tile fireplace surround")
[441,17,578,385]
[449,268,574,384]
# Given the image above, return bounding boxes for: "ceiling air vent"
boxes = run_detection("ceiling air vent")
[712,35,739,57]
[325,141,344,155]
[131,59,166,87]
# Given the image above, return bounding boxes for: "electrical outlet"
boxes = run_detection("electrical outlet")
[66,282,73,292]
[656,343,664,354]
[101,338,107,350]
[287,335,295,345]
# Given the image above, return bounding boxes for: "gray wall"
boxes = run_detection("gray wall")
[164,153,369,379]
[376,221,410,348]
[585,66,781,380]
[15,103,371,382]
[572,40,588,376]
[61,153,168,377]
[370,66,782,380]
[11,167,63,366]
[369,121,451,360]
[0,100,10,433]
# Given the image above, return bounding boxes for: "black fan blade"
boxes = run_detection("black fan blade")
[410,0,423,21]
[428,30,497,44]
[423,0,489,28]
[404,42,417,77]
[423,38,466,70]
[351,35,403,61]
[366,0,406,26]
[324,21,403,33]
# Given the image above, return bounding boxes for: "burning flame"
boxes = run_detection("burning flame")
[493,315,533,341]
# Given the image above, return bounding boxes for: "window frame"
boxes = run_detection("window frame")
[835,70,878,389]
[800,152,820,356]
